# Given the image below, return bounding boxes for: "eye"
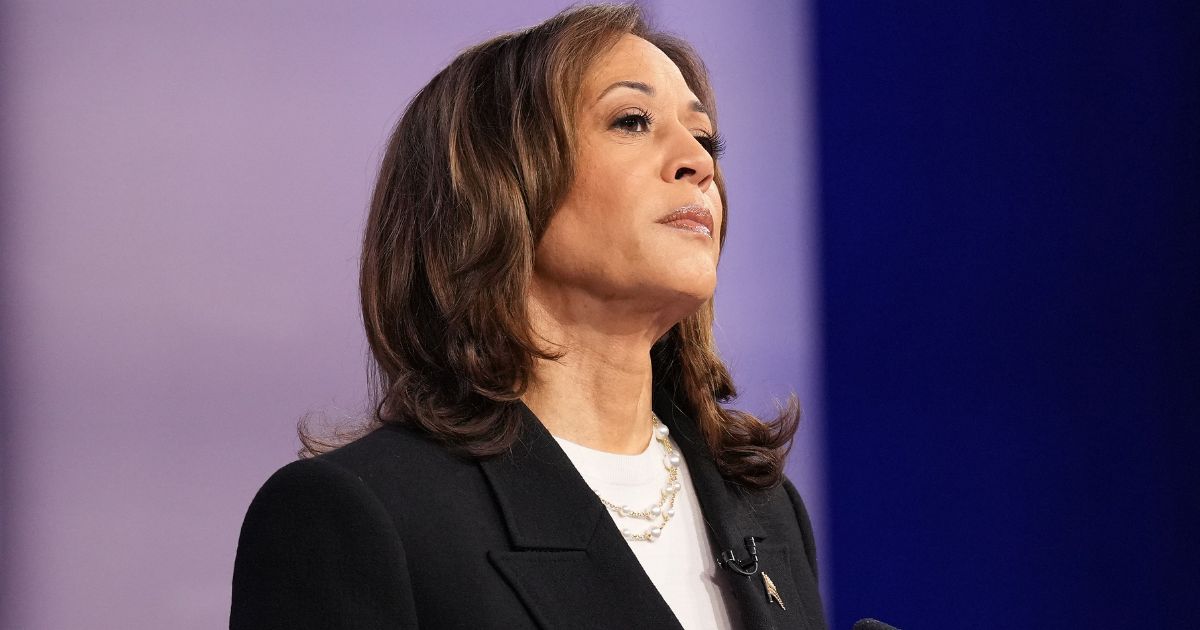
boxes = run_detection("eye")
[612,109,654,134]
[695,132,727,160]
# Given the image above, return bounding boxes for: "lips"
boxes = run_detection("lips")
[656,204,714,237]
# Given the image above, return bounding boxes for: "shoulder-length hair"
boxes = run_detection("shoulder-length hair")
[303,3,799,489]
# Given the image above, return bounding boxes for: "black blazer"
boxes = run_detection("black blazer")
[231,385,827,629]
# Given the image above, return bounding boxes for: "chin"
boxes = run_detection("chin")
[663,270,717,305]
[640,247,718,302]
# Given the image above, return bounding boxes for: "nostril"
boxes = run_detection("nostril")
[674,167,695,180]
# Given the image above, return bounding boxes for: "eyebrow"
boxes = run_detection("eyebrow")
[596,80,708,114]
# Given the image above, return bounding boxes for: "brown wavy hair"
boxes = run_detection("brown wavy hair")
[301,3,800,489]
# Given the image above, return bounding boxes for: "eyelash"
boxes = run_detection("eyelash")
[611,109,727,160]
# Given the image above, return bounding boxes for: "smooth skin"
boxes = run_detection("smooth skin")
[522,34,724,454]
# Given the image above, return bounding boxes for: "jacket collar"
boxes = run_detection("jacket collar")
[479,384,813,630]
[479,396,682,628]
[478,400,604,550]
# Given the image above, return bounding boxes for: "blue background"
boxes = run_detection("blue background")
[817,2,1200,627]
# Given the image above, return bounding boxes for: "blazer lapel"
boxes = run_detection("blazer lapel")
[653,383,817,630]
[480,402,684,630]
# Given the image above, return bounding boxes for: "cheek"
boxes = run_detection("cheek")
[535,203,623,279]
[562,167,627,230]
[539,211,598,265]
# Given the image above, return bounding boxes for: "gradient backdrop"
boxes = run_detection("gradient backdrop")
[1,1,1195,629]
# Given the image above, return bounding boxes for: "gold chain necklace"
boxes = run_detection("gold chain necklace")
[591,413,682,542]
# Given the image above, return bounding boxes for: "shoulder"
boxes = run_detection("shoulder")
[235,456,403,566]
[231,452,420,628]
[231,424,476,628]
[246,456,381,520]
[242,423,471,515]
[302,423,505,551]
[237,424,480,554]
[314,423,481,498]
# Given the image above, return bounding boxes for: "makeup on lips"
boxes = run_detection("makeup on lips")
[656,204,714,238]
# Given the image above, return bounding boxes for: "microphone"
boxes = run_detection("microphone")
[852,619,901,630]
[717,536,762,576]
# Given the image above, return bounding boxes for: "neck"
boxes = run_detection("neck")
[521,282,675,454]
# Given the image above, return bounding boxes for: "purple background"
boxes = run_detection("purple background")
[0,1,824,628]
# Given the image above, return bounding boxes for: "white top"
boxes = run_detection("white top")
[552,429,740,630]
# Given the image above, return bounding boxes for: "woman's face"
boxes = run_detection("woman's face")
[533,34,724,330]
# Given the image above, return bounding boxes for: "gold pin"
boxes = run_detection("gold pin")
[761,572,785,610]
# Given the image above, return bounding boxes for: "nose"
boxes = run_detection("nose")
[662,123,715,192]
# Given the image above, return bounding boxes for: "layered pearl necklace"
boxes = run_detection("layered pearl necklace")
[591,413,682,542]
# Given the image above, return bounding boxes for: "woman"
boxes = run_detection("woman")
[231,4,826,629]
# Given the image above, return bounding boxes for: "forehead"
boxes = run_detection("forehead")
[582,34,696,102]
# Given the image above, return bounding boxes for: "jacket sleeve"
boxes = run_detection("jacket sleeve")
[230,458,419,629]
[782,476,820,584]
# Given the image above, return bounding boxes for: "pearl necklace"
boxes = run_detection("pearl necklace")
[591,413,682,542]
